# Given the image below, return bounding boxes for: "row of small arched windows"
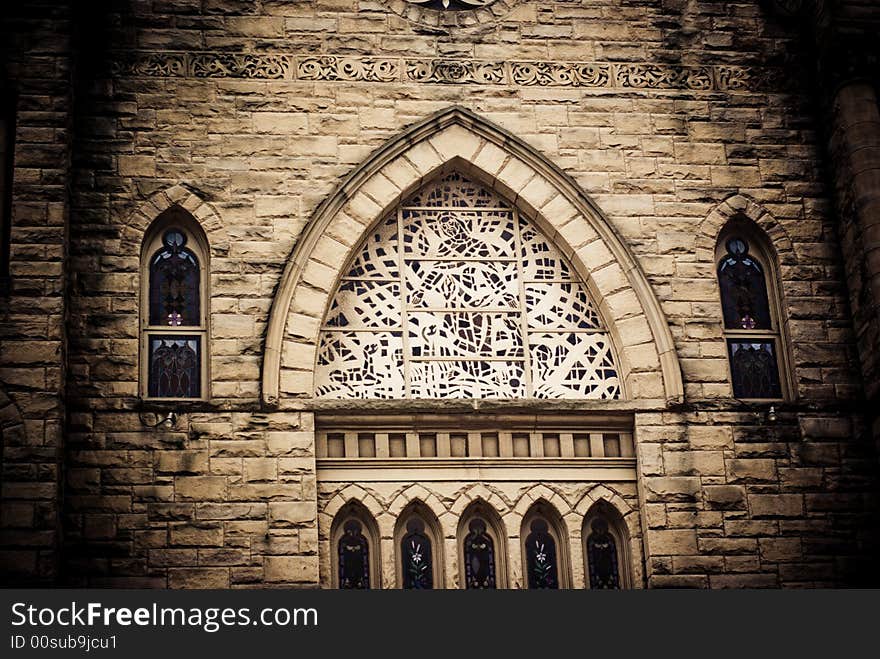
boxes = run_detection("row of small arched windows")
[331,500,629,589]
[140,202,789,402]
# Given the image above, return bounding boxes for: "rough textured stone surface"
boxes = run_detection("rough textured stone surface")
[0,0,878,588]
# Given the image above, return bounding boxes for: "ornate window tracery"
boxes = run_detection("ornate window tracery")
[715,223,788,400]
[141,209,209,400]
[316,173,620,399]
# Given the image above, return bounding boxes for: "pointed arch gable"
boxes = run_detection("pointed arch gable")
[123,184,229,257]
[698,194,797,266]
[262,106,683,405]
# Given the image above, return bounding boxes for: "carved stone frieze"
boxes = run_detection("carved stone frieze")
[108,51,785,93]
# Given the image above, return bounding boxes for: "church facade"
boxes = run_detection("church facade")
[1,0,878,588]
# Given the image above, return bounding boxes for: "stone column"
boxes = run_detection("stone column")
[828,80,880,440]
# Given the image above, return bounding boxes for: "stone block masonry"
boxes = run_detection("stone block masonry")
[0,0,876,587]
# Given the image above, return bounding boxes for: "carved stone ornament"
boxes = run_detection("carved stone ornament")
[404,0,496,9]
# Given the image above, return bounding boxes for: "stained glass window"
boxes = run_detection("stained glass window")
[717,237,771,330]
[148,336,201,398]
[401,518,433,589]
[728,341,782,399]
[463,518,496,589]
[149,229,200,327]
[587,517,620,589]
[316,173,620,399]
[525,519,559,589]
[716,231,785,400]
[142,217,208,400]
[338,519,371,589]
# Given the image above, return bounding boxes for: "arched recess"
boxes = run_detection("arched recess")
[262,106,683,405]
[582,500,632,589]
[394,500,445,589]
[329,500,382,589]
[457,498,508,589]
[520,499,570,589]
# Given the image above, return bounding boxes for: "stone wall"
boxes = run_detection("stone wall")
[0,0,875,587]
[0,1,71,585]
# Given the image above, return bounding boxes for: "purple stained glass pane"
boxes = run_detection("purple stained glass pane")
[149,230,200,326]
[525,519,559,589]
[728,340,782,399]
[587,518,620,589]
[338,519,370,589]
[148,335,201,398]
[463,518,496,589]
[717,238,772,330]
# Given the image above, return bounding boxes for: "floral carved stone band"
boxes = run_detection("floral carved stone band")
[405,0,496,8]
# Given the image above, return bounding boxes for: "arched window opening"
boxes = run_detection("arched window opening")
[141,208,208,400]
[338,519,370,589]
[524,518,559,589]
[583,502,631,589]
[716,223,789,400]
[463,518,496,589]
[331,503,380,589]
[401,517,433,589]
[458,501,507,589]
[315,172,620,400]
[395,502,443,589]
[586,517,620,589]
[521,501,569,589]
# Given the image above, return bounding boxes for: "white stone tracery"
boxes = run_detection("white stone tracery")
[315,173,621,399]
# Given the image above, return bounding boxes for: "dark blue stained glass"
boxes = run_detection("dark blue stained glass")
[401,518,433,590]
[463,518,496,589]
[148,336,200,398]
[718,237,772,330]
[525,518,559,589]
[149,229,200,326]
[728,340,782,399]
[338,519,370,589]
[587,518,620,589]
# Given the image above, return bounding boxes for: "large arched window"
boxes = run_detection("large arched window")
[315,172,620,400]
[583,502,630,589]
[458,501,507,589]
[141,207,209,399]
[395,502,443,589]
[331,502,381,589]
[716,221,789,400]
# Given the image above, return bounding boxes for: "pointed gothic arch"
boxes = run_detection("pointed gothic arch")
[122,184,229,258]
[262,106,682,405]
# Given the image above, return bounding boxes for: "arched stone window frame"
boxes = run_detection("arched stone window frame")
[140,206,210,400]
[394,500,445,589]
[582,500,631,590]
[262,106,684,407]
[457,500,508,589]
[330,501,382,589]
[715,218,793,401]
[520,500,570,589]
